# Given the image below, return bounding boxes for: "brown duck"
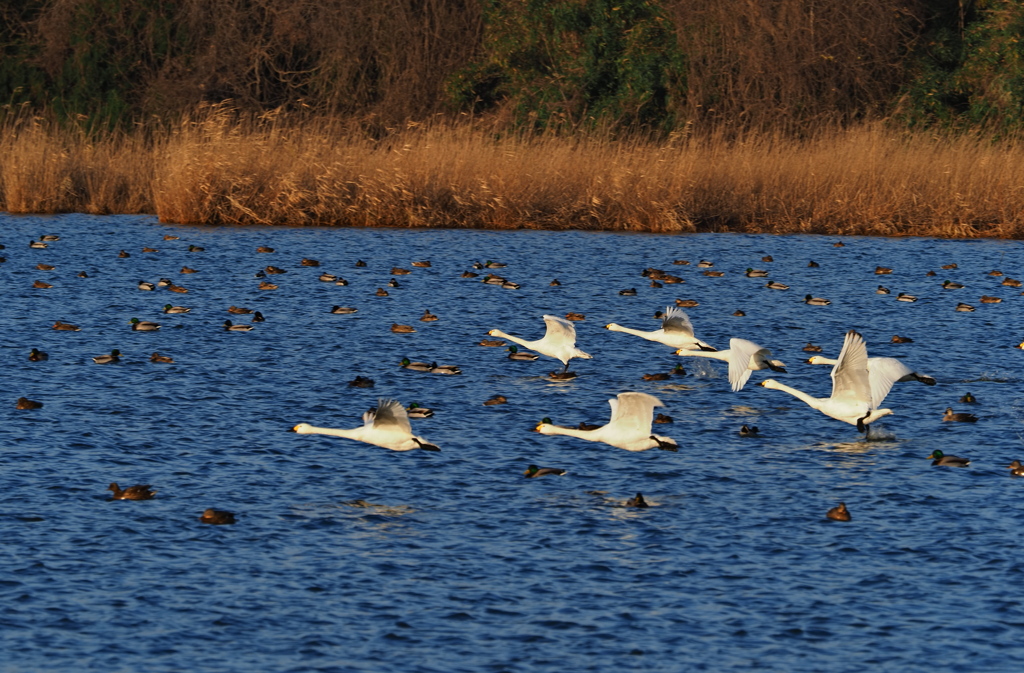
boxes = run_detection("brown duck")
[826,502,851,521]
[199,509,236,525]
[108,483,156,500]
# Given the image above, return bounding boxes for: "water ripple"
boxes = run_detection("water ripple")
[1,214,1024,671]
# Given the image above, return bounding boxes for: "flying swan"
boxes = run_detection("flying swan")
[488,314,592,375]
[605,306,716,350]
[759,330,892,431]
[805,354,936,407]
[674,338,785,391]
[292,398,440,451]
[535,392,678,451]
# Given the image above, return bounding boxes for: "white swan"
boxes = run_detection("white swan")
[806,355,936,407]
[605,306,716,351]
[292,398,440,451]
[488,315,592,373]
[759,330,892,431]
[673,338,785,391]
[536,392,678,451]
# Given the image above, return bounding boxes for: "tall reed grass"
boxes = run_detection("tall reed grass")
[2,106,1023,238]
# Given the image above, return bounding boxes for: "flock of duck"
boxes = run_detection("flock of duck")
[9,231,1022,520]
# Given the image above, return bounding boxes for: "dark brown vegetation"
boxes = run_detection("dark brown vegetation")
[0,0,1022,235]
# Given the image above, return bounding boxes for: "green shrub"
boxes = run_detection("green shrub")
[448,0,686,133]
[901,0,1024,130]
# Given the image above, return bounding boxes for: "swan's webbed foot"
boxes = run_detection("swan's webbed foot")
[768,363,787,373]
[699,344,718,352]
[856,416,867,433]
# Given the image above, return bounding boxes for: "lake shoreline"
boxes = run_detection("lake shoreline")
[3,109,1023,239]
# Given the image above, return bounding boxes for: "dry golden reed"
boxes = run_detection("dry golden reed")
[2,106,1024,238]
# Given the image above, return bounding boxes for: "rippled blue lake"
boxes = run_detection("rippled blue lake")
[2,213,1024,672]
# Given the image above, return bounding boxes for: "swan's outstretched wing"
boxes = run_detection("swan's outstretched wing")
[831,330,871,405]
[661,307,695,337]
[866,357,914,408]
[727,338,765,391]
[606,392,661,436]
[542,314,578,346]
[366,398,412,434]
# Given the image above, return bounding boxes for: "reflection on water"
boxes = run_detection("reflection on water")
[816,438,896,456]
[2,213,1024,672]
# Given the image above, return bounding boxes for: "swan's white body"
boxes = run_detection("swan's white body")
[605,306,715,350]
[760,330,892,430]
[292,398,440,451]
[536,392,677,452]
[488,315,592,371]
[806,355,936,407]
[674,338,785,391]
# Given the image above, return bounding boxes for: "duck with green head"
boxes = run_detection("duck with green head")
[406,403,434,418]
[400,358,433,372]
[927,450,970,467]
[129,318,160,331]
[93,349,122,364]
[507,345,539,361]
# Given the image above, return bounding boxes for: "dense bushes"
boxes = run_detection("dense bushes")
[447,0,686,133]
[0,0,1021,134]
[899,0,1024,130]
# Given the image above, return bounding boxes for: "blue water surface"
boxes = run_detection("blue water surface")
[2,213,1023,672]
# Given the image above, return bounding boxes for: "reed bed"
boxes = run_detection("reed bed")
[2,108,1023,238]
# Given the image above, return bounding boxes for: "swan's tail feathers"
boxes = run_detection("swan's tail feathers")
[413,438,441,451]
[652,436,678,451]
[576,350,593,360]
[915,374,937,386]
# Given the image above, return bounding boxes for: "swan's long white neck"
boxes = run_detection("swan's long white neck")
[488,330,538,352]
[761,380,826,410]
[606,324,657,339]
[295,424,365,440]
[676,349,728,363]
[537,424,601,441]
